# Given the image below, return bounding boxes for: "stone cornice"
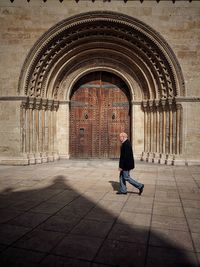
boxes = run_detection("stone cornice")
[175,97,200,102]
[0,96,27,101]
[1,96,200,103]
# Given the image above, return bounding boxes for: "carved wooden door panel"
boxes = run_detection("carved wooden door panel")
[70,72,130,158]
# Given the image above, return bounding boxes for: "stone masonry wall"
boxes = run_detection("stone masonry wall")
[0,0,200,164]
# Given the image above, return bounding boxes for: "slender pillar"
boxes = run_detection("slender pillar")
[28,98,35,164]
[168,98,173,154]
[53,100,59,160]
[35,98,42,163]
[155,99,160,153]
[25,100,29,154]
[39,108,43,154]
[153,102,157,153]
[176,103,182,154]
[149,100,154,153]
[172,106,176,155]
[42,99,48,162]
[147,103,151,153]
[161,99,166,155]
[20,100,27,154]
[143,101,147,152]
[47,100,54,161]
[159,103,163,155]
[165,101,170,155]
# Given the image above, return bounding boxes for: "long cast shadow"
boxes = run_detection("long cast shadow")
[0,172,198,267]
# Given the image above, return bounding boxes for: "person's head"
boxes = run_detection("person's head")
[119,132,128,143]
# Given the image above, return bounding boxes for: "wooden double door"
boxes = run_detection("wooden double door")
[69,72,131,158]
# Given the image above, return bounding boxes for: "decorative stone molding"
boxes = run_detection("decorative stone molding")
[19,97,60,164]
[141,98,182,165]
[18,11,185,101]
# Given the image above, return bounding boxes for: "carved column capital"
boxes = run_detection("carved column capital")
[176,103,182,110]
[35,98,42,110]
[28,97,35,110]
[142,100,148,111]
[161,99,167,111]
[168,97,175,111]
[41,99,48,110]
[154,99,160,111]
[168,97,173,106]
[47,100,53,111]
[53,100,59,111]
[21,99,28,109]
[148,100,154,112]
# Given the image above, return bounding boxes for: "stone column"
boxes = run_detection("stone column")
[165,98,174,165]
[53,100,59,160]
[28,97,35,164]
[147,102,151,154]
[160,99,166,164]
[35,98,42,163]
[66,101,70,159]
[47,100,54,162]
[57,102,70,159]
[176,103,182,154]
[20,99,27,155]
[41,99,48,163]
[154,99,160,162]
[149,100,154,162]
[166,101,170,155]
[39,106,43,155]
[172,106,177,155]
[141,101,147,161]
[168,98,173,154]
[143,101,147,152]
[159,104,163,155]
[161,99,166,154]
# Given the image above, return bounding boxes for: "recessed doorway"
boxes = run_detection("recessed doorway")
[69,71,131,158]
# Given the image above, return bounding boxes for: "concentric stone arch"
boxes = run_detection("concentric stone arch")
[18,11,185,165]
[18,11,185,101]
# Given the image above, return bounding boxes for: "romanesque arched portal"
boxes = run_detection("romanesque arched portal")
[18,11,185,164]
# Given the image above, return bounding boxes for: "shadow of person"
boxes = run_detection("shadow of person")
[109,180,140,195]
[0,170,198,267]
[109,180,119,191]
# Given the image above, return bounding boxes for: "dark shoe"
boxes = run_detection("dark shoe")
[116,192,127,195]
[139,185,144,195]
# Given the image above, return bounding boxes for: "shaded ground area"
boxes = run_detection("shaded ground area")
[0,159,199,267]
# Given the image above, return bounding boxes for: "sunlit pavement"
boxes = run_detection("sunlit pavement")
[0,159,199,267]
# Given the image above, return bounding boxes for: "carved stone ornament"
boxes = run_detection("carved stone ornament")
[18,11,185,102]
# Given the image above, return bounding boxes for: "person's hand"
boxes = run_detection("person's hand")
[118,168,122,171]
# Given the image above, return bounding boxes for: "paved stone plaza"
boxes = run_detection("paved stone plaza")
[0,159,199,267]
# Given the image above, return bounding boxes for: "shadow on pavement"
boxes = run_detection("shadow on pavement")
[0,174,198,267]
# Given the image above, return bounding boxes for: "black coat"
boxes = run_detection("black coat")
[119,139,135,170]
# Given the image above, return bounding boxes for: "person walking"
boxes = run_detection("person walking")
[117,132,144,195]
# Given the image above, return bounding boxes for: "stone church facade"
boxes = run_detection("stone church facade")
[0,0,200,165]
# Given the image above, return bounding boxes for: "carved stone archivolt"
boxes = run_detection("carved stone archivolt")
[18,11,185,164]
[18,11,185,100]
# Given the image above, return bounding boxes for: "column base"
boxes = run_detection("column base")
[141,152,200,166]
[48,154,54,162]
[35,153,42,164]
[53,152,60,161]
[152,153,160,164]
[0,153,61,166]
[28,153,36,164]
[59,154,70,159]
